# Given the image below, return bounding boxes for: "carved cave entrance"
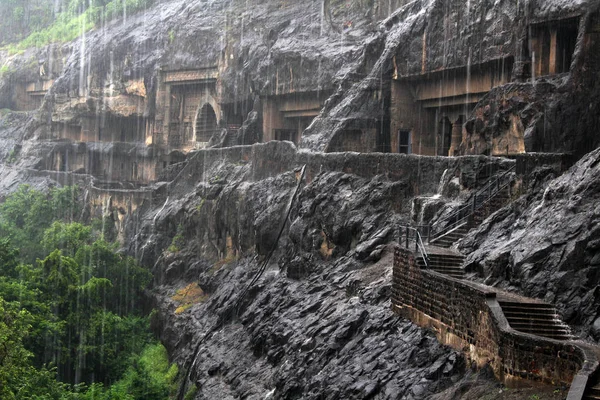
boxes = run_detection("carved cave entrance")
[195,103,218,143]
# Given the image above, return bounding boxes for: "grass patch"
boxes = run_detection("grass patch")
[172,282,208,314]
[4,0,155,52]
[210,254,238,275]
[167,224,185,253]
[184,386,198,400]
[195,198,206,213]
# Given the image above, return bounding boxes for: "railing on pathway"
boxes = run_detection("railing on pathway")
[428,164,516,243]
[399,225,430,269]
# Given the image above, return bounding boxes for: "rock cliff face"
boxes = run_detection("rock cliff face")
[3,0,598,157]
[136,143,470,399]
[1,0,600,398]
[119,141,554,399]
[460,146,600,339]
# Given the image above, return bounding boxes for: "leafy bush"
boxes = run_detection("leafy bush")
[42,221,92,256]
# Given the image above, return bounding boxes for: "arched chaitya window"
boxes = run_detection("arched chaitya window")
[195,103,218,142]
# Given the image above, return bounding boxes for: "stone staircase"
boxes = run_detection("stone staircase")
[472,188,511,226]
[428,224,470,248]
[498,301,574,341]
[429,166,515,249]
[584,383,600,400]
[397,166,600,398]
[416,252,465,279]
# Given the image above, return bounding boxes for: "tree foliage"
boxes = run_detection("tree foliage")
[0,185,176,399]
[0,185,80,262]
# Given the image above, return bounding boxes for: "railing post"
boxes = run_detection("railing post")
[405,227,409,249]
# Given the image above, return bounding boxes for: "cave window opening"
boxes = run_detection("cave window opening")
[275,129,296,143]
[529,18,579,77]
[557,24,578,73]
[195,103,218,142]
[398,130,411,154]
[60,153,68,172]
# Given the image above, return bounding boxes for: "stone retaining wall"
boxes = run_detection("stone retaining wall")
[392,246,598,395]
[181,141,514,200]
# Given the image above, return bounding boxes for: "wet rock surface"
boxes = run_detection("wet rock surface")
[121,142,525,399]
[152,248,468,399]
[460,146,600,338]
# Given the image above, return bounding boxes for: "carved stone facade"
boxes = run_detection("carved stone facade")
[389,12,584,157]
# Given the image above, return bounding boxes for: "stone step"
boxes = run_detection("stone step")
[427,253,465,260]
[416,257,465,279]
[426,256,464,263]
[502,310,559,323]
[508,321,570,331]
[417,261,464,269]
[502,311,561,320]
[499,301,573,340]
[419,259,464,267]
[501,307,559,315]
[431,270,464,279]
[416,262,463,269]
[430,268,464,275]
[499,301,557,310]
[509,326,572,335]
[587,386,600,396]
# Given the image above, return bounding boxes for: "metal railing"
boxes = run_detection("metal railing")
[399,225,430,269]
[429,164,516,243]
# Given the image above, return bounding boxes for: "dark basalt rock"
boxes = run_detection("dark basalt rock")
[126,142,519,399]
[460,146,600,338]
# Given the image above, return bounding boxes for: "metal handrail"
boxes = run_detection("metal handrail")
[430,164,516,242]
[399,225,430,269]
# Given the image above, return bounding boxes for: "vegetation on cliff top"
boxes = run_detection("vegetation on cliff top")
[1,0,154,52]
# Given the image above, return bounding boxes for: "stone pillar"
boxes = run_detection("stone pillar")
[549,28,558,75]
[448,117,463,156]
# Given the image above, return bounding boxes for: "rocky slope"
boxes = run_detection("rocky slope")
[114,141,562,399]
[460,146,600,340]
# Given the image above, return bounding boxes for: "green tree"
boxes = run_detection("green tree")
[0,297,73,399]
[42,222,92,257]
[0,238,20,279]
[76,240,151,316]
[0,185,80,263]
